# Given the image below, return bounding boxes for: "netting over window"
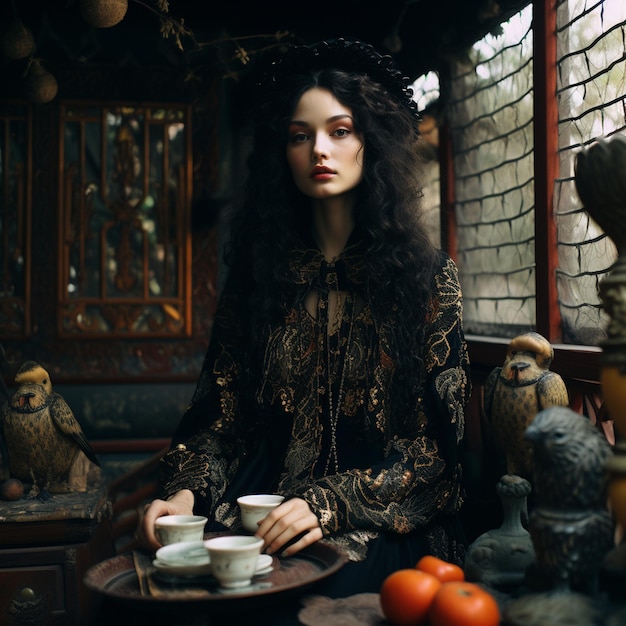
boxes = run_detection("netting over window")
[555,0,624,345]
[447,5,535,336]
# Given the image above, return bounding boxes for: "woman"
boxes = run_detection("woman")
[137,38,470,598]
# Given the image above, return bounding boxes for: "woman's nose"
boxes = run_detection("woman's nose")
[311,135,329,161]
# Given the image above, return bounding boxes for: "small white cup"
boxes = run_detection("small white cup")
[237,494,285,533]
[154,514,207,546]
[204,535,264,588]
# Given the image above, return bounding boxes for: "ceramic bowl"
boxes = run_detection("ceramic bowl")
[236,494,285,533]
[204,535,264,588]
[154,514,207,546]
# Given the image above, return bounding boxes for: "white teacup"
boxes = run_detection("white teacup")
[154,514,208,546]
[204,535,264,588]
[237,494,285,533]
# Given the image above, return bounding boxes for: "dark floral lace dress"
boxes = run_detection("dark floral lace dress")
[159,242,470,596]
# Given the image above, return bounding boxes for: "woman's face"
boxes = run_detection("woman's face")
[285,87,364,200]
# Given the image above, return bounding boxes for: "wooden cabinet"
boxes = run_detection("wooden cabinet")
[0,482,114,625]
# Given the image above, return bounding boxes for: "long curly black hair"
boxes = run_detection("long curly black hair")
[224,40,439,410]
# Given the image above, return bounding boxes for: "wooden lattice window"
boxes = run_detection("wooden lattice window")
[0,102,31,339]
[58,102,192,337]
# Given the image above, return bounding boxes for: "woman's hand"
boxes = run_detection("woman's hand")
[134,489,195,552]
[254,497,323,557]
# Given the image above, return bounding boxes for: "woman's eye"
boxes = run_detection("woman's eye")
[290,132,308,143]
[333,128,350,137]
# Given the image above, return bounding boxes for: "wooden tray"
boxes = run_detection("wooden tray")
[84,541,347,614]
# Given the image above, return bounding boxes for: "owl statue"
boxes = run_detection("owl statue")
[484,332,569,480]
[1,361,100,499]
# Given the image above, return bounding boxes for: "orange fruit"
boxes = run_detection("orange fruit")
[379,568,442,626]
[416,554,465,583]
[429,581,500,626]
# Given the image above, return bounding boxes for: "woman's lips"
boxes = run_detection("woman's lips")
[310,166,335,179]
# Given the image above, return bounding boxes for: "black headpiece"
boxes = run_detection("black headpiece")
[260,38,419,121]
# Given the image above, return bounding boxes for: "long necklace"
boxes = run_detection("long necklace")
[321,278,355,476]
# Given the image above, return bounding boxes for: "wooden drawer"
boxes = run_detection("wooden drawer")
[0,563,66,625]
[0,484,115,625]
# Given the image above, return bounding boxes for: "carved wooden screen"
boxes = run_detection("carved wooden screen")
[58,102,192,337]
[0,103,31,339]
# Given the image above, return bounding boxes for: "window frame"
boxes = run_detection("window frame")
[439,0,603,385]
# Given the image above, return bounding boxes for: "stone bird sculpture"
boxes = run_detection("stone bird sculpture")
[484,331,569,480]
[524,406,614,594]
[1,361,100,499]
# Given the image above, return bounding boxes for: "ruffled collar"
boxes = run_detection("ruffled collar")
[288,232,367,293]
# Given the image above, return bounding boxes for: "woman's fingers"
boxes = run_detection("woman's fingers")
[135,491,195,552]
[279,526,323,556]
[135,499,168,550]
[256,497,322,555]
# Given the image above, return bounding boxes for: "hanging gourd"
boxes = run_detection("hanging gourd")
[23,58,58,104]
[79,0,129,28]
[0,18,36,60]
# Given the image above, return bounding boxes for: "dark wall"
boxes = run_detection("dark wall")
[54,382,195,441]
